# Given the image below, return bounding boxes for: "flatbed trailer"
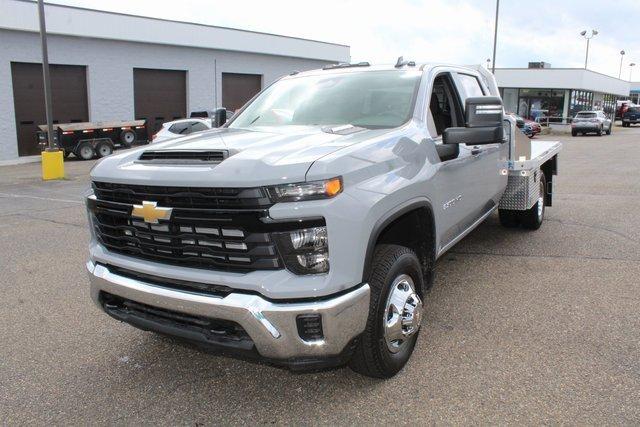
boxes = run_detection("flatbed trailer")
[37,120,150,160]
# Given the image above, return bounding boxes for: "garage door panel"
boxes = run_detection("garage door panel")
[134,68,186,133]
[11,62,88,156]
[222,73,261,112]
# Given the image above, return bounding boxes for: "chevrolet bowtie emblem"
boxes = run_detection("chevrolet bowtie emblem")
[131,201,173,224]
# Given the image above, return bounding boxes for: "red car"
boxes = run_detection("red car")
[524,118,542,136]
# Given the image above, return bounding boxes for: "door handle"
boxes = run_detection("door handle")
[471,146,481,155]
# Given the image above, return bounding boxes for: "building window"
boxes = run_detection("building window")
[517,89,565,122]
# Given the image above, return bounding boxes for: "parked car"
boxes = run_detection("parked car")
[621,106,640,127]
[86,62,561,378]
[571,110,612,136]
[505,113,540,138]
[152,118,213,143]
[616,100,634,120]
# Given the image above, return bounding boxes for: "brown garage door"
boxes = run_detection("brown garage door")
[11,62,88,156]
[134,68,186,133]
[222,73,262,112]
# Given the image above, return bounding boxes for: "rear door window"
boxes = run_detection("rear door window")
[456,73,485,105]
[190,122,209,132]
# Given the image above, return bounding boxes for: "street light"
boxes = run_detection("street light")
[491,0,499,73]
[486,58,491,69]
[619,50,625,78]
[580,29,598,69]
[630,63,636,82]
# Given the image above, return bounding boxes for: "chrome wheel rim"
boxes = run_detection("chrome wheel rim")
[537,178,544,220]
[98,146,110,156]
[124,132,134,143]
[383,274,422,353]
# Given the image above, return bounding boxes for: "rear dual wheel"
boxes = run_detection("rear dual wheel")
[498,171,546,230]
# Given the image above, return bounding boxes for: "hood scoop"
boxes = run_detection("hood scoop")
[137,150,228,164]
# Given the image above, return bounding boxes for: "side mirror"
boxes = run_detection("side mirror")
[213,108,227,127]
[443,96,504,145]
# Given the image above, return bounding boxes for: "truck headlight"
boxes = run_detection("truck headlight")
[266,177,342,203]
[274,226,329,274]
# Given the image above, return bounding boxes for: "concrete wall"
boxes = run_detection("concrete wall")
[0,29,333,161]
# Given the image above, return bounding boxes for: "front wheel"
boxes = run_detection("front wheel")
[349,244,425,378]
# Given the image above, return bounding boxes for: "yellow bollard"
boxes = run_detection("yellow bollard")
[41,150,65,180]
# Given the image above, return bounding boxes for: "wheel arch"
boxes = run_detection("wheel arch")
[361,199,436,294]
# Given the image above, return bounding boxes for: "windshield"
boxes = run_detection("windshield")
[576,112,596,118]
[627,107,640,113]
[228,70,422,130]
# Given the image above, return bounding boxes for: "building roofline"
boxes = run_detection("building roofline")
[15,0,349,48]
[494,67,629,82]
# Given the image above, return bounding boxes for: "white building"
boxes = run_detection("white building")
[0,0,350,161]
[495,66,632,122]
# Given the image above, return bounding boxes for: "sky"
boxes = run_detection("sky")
[47,0,640,81]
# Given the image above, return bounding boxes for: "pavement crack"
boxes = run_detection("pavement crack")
[447,250,640,262]
[20,214,85,229]
[545,218,639,244]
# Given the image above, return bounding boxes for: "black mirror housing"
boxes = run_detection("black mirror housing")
[443,126,503,145]
[442,96,504,145]
[465,96,503,128]
[213,108,227,127]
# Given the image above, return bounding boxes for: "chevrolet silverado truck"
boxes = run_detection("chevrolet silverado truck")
[86,61,561,378]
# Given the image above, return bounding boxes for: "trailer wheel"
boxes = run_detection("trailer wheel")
[349,244,424,378]
[62,150,71,159]
[519,171,546,230]
[498,209,519,227]
[120,130,136,147]
[96,140,114,158]
[75,142,95,161]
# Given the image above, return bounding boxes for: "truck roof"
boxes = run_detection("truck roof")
[287,62,485,78]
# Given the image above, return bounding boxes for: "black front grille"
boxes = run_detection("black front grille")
[138,150,227,163]
[89,182,283,272]
[92,181,272,209]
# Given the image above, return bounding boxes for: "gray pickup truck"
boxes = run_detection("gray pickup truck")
[86,62,561,378]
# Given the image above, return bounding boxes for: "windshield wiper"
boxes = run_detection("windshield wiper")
[248,115,261,125]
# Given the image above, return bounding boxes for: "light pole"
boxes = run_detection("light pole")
[580,29,598,69]
[486,58,491,70]
[630,63,636,82]
[619,50,625,78]
[491,0,500,73]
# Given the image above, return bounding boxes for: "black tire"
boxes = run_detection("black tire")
[571,130,577,137]
[62,150,71,159]
[349,244,425,379]
[499,209,520,227]
[75,142,95,160]
[120,130,136,147]
[96,140,114,158]
[519,171,546,230]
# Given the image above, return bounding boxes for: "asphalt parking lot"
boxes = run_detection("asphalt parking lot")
[1,125,639,424]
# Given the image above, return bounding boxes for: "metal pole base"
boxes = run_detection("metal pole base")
[41,150,65,180]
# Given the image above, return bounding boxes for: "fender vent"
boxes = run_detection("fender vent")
[138,150,227,164]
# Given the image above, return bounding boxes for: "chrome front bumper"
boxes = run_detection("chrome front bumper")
[87,261,370,361]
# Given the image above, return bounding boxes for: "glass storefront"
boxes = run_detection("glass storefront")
[500,87,625,121]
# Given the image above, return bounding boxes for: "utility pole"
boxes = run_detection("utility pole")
[37,0,64,180]
[38,0,55,152]
[491,0,499,74]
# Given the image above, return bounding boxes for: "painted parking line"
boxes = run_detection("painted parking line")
[0,192,83,204]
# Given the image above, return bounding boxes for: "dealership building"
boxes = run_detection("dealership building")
[495,63,632,122]
[0,0,350,162]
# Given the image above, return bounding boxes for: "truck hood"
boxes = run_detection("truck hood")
[90,126,388,187]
